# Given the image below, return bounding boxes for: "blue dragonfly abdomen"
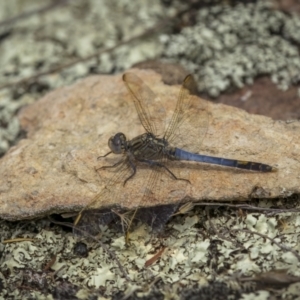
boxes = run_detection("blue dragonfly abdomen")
[174,148,275,172]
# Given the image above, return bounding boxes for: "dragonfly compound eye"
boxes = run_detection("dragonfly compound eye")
[108,132,127,154]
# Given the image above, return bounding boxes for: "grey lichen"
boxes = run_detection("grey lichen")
[0,90,33,155]
[1,199,300,298]
[0,0,167,91]
[162,1,300,97]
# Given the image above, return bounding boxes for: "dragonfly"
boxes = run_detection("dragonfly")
[74,72,275,236]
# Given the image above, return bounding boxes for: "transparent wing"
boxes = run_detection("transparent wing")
[127,155,188,236]
[123,72,166,137]
[164,75,209,153]
[74,157,134,236]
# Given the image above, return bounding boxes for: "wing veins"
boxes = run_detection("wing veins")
[123,73,157,135]
[164,75,194,141]
[76,158,131,221]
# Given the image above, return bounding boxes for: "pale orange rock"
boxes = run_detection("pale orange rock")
[0,69,295,221]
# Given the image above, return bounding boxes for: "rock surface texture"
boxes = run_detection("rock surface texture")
[0,69,294,220]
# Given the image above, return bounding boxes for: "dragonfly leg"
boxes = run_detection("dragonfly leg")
[97,151,112,160]
[123,159,137,186]
[138,158,191,184]
[96,158,123,171]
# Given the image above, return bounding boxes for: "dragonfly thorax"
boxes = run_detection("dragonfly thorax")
[127,132,171,161]
[108,132,128,154]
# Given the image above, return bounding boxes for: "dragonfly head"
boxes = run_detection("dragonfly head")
[108,132,127,154]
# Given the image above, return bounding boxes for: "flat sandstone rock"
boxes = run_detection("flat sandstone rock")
[0,70,297,220]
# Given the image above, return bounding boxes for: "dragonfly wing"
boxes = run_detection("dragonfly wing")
[123,72,166,137]
[74,158,133,236]
[164,74,209,153]
[128,155,188,235]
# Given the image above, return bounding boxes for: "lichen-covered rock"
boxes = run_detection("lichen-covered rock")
[162,1,300,97]
[0,69,295,221]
